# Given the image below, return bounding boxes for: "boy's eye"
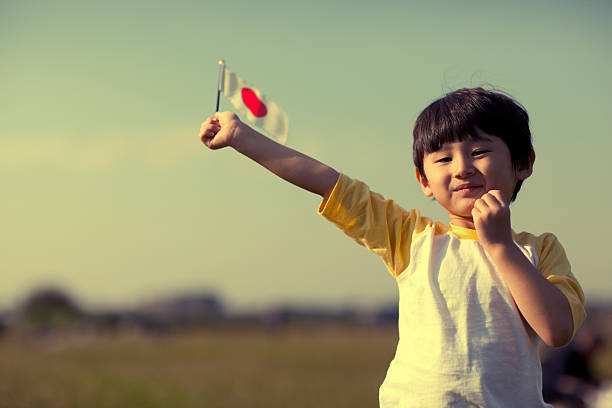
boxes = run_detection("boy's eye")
[436,157,452,163]
[472,150,490,156]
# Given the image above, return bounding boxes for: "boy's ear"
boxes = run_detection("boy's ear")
[415,168,433,197]
[517,149,536,181]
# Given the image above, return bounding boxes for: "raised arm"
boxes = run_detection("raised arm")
[472,190,575,347]
[199,111,339,200]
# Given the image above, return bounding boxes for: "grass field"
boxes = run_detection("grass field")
[0,326,397,408]
[3,324,611,408]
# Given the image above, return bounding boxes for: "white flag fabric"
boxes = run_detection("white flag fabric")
[221,65,289,145]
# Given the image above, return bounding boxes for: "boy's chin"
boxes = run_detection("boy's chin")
[447,206,477,223]
[445,206,476,221]
[441,199,478,221]
[455,200,478,214]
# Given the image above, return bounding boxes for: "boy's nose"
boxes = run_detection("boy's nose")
[453,156,476,178]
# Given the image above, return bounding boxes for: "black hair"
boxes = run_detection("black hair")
[413,87,534,201]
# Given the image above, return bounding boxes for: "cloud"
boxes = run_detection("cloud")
[143,128,200,169]
[74,134,133,171]
[0,127,199,171]
[0,135,70,169]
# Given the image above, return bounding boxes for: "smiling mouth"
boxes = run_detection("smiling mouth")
[454,185,483,194]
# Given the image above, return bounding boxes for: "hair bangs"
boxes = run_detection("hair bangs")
[413,96,488,170]
[420,110,484,155]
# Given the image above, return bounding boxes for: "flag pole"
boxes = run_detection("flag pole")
[216,59,225,112]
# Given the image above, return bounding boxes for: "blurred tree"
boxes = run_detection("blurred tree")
[18,287,84,333]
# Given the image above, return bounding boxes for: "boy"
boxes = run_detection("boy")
[199,88,585,407]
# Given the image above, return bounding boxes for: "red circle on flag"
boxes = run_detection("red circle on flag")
[241,88,267,117]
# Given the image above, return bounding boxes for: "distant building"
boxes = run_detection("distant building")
[137,293,224,328]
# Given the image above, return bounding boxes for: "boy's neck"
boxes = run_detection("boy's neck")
[449,214,476,230]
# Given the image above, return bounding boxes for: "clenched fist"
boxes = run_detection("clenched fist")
[199,111,243,150]
[472,190,514,249]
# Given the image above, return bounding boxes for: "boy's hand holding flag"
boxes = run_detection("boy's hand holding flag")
[200,112,239,150]
[215,60,289,145]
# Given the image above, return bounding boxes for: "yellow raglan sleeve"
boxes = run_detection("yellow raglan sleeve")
[318,173,431,277]
[525,232,586,337]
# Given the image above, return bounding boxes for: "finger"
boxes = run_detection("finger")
[200,121,212,133]
[199,128,217,143]
[205,136,223,150]
[202,133,218,149]
[481,192,502,209]
[200,123,219,135]
[488,190,508,206]
[473,197,488,212]
[199,131,209,144]
[471,206,482,224]
[200,119,220,132]
[198,125,209,137]
[202,116,219,127]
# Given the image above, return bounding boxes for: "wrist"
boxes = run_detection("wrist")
[229,121,251,151]
[482,238,516,260]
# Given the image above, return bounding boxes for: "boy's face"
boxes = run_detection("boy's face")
[416,128,533,229]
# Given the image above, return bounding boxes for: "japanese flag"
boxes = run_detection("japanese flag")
[221,65,289,145]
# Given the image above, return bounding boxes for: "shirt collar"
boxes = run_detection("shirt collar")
[450,224,479,240]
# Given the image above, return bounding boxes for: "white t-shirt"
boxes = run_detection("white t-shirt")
[319,174,585,408]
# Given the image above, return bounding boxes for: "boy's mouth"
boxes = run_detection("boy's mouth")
[453,183,483,194]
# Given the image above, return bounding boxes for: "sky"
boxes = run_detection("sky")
[1,0,611,312]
